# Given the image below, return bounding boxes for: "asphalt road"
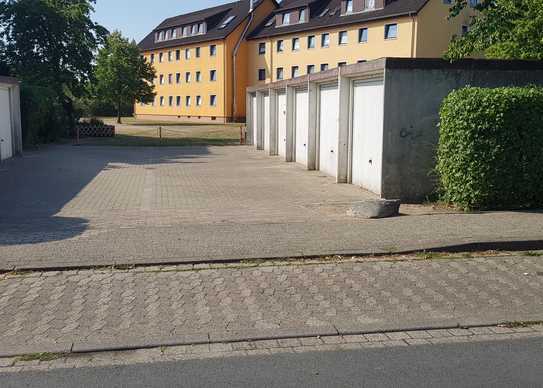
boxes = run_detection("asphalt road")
[2,338,543,387]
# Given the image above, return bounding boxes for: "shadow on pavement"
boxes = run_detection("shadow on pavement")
[0,145,212,246]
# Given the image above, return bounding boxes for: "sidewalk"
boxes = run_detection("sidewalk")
[1,252,542,357]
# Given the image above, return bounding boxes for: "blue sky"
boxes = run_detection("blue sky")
[92,0,232,43]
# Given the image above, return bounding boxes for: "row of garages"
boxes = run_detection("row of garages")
[0,76,22,162]
[246,58,543,202]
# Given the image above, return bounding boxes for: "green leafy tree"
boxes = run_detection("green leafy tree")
[94,31,156,124]
[446,0,543,60]
[0,0,107,141]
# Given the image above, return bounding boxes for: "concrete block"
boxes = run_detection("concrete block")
[347,199,401,219]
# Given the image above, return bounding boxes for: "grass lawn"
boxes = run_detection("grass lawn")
[79,117,244,147]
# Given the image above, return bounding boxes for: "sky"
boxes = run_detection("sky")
[92,0,232,43]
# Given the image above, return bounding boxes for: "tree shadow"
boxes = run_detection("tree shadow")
[0,145,213,247]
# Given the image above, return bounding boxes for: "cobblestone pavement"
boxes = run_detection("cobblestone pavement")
[1,145,543,270]
[1,254,542,357]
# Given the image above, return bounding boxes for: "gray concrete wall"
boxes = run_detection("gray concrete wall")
[382,65,543,202]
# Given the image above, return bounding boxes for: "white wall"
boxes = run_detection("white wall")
[0,87,13,161]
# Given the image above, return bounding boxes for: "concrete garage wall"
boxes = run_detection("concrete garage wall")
[381,59,543,201]
[247,59,543,202]
[0,77,22,162]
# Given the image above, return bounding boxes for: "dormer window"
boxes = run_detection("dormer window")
[282,12,290,25]
[191,24,198,35]
[198,23,205,34]
[165,30,171,40]
[299,8,306,22]
[172,29,177,39]
[158,31,164,41]
[346,0,353,13]
[183,26,190,36]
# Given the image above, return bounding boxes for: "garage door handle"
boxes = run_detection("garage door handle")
[330,150,334,153]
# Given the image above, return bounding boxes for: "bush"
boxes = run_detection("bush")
[437,86,543,210]
[20,83,73,145]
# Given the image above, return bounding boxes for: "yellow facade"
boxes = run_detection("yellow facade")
[135,0,275,122]
[247,0,475,86]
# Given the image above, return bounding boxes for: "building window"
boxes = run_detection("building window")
[307,64,315,74]
[198,23,205,34]
[461,25,469,35]
[172,29,177,39]
[168,96,173,106]
[196,95,202,106]
[276,67,284,80]
[282,12,290,25]
[158,31,164,41]
[385,23,398,39]
[308,35,316,49]
[160,96,164,106]
[196,71,201,82]
[185,49,191,59]
[321,63,329,71]
[291,66,299,78]
[183,26,190,36]
[258,69,266,81]
[165,30,171,40]
[175,50,180,61]
[338,31,348,45]
[299,8,306,22]
[277,40,284,52]
[159,74,164,85]
[258,42,266,55]
[168,51,172,61]
[210,45,217,56]
[210,70,217,81]
[168,74,173,84]
[186,96,191,106]
[176,96,181,106]
[359,28,368,43]
[176,73,181,83]
[338,61,347,67]
[321,33,330,48]
[150,53,155,63]
[292,37,300,51]
[192,24,198,35]
[195,47,201,57]
[210,95,217,106]
[345,0,353,13]
[159,52,163,63]
[185,72,191,83]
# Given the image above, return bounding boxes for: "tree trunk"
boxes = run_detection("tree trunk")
[117,99,122,124]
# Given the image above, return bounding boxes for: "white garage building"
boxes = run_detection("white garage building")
[247,58,543,202]
[0,76,22,162]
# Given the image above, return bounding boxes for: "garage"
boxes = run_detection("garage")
[318,83,339,178]
[294,88,308,166]
[0,87,13,161]
[263,93,271,153]
[351,79,385,195]
[277,91,287,158]
[251,94,258,148]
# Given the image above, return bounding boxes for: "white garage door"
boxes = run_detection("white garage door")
[295,89,308,166]
[352,79,384,195]
[277,91,287,158]
[263,94,270,153]
[251,95,258,148]
[0,88,12,161]
[318,84,339,178]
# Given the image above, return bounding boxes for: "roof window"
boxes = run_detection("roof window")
[219,15,236,29]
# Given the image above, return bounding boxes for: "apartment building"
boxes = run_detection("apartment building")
[136,0,474,121]
[247,0,476,85]
[135,0,276,122]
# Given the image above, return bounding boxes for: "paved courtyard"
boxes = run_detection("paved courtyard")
[1,144,542,270]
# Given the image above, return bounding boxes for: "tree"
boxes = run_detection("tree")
[0,0,107,141]
[94,31,156,124]
[446,0,543,60]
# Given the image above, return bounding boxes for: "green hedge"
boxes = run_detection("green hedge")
[437,86,543,210]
